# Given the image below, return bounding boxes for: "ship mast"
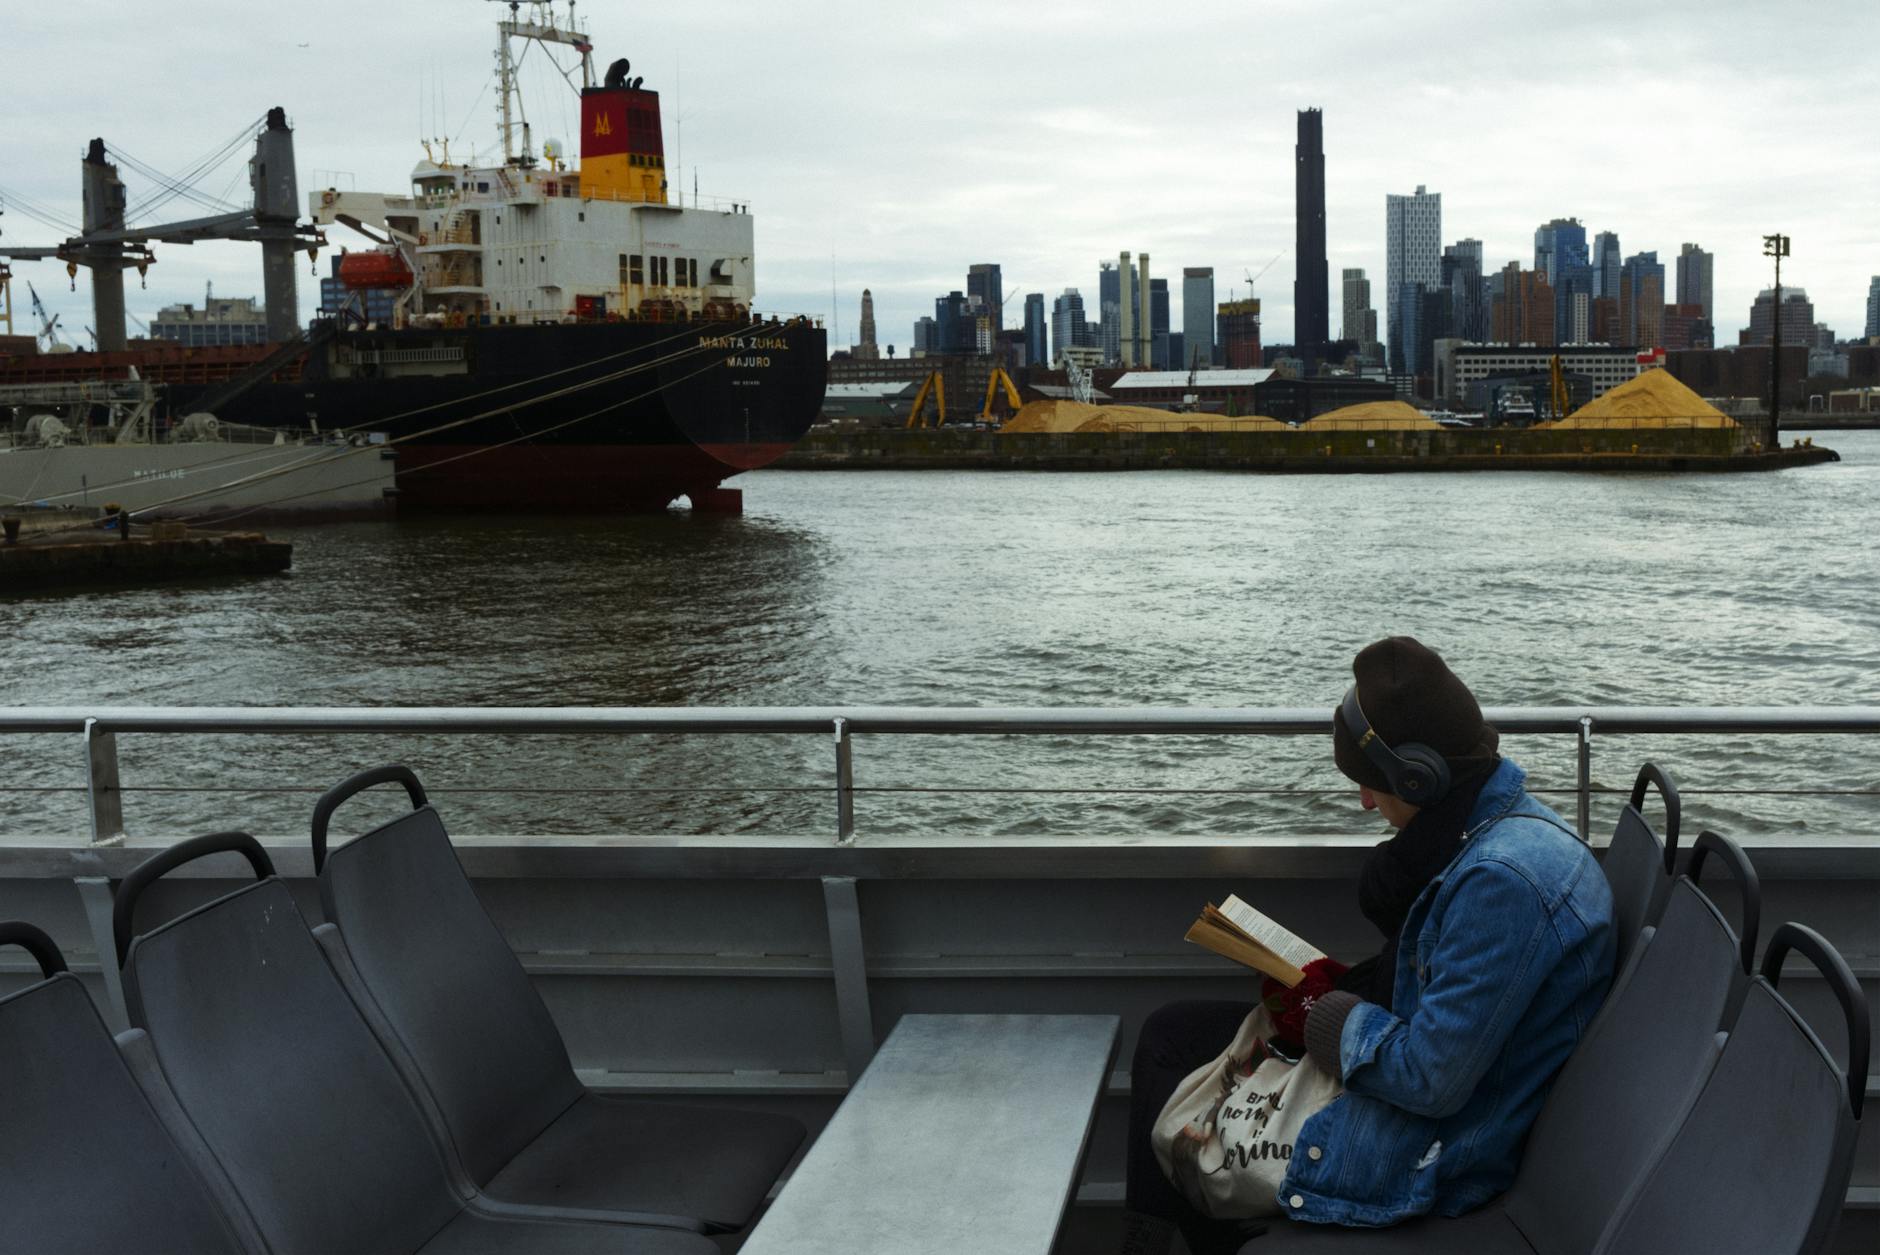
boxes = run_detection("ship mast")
[491,1,597,166]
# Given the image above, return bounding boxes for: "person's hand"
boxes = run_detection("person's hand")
[1261,956,1349,1053]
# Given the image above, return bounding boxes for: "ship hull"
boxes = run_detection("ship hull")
[16,319,829,512]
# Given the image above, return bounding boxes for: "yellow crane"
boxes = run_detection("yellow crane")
[903,371,947,429]
[980,367,1022,423]
[1549,355,1572,421]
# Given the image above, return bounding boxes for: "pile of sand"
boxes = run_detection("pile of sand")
[1002,401,1289,433]
[1300,401,1441,431]
[1002,399,1104,432]
[1545,369,1737,428]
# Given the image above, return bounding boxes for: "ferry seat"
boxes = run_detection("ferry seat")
[112,832,719,1255]
[310,764,807,1234]
[0,920,256,1254]
[1601,762,1681,974]
[1596,921,1868,1255]
[1248,831,1759,1255]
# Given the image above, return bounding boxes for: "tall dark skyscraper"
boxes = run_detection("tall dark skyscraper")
[1294,108,1329,356]
[967,263,1004,331]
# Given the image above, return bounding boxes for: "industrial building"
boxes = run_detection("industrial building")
[1437,343,1646,408]
[817,380,921,427]
[1106,368,1392,425]
[150,292,270,347]
[1108,369,1272,411]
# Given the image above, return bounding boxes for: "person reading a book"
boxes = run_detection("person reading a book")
[1121,637,1615,1255]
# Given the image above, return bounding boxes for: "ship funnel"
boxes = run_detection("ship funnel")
[580,67,667,204]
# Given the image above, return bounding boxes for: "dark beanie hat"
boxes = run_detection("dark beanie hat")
[1332,637,1499,793]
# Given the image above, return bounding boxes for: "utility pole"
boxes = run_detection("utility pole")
[1763,232,1789,449]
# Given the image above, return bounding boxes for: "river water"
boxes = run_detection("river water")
[3,431,1876,843]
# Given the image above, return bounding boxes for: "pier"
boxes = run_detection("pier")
[778,426,1840,474]
[0,524,291,591]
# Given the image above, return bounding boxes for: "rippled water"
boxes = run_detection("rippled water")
[3,431,1876,843]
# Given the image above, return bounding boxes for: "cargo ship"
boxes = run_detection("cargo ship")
[0,4,826,513]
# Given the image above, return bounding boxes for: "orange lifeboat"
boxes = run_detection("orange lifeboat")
[337,249,414,290]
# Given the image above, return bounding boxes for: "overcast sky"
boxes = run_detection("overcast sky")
[6,0,1876,351]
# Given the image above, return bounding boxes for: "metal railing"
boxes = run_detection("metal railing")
[1,705,1876,847]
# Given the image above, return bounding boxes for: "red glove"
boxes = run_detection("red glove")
[1262,956,1349,1051]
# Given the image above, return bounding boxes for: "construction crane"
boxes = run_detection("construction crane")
[904,370,947,429]
[980,367,1022,423]
[27,281,68,351]
[1242,249,1285,301]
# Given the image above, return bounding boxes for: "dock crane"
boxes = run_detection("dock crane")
[980,367,1022,423]
[26,281,70,352]
[904,371,946,429]
[1548,354,1572,421]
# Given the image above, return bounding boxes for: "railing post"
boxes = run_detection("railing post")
[84,718,127,847]
[834,716,854,845]
[1576,716,1594,841]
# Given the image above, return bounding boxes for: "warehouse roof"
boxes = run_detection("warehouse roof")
[823,381,920,399]
[1111,369,1274,390]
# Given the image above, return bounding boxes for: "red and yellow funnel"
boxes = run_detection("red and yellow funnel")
[580,75,667,204]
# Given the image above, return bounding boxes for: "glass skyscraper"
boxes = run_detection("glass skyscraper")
[1181,268,1215,368]
[1385,185,1442,373]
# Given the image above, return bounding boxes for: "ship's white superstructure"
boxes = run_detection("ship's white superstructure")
[309,2,755,329]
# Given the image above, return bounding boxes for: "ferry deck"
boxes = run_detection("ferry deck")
[0,704,1872,1253]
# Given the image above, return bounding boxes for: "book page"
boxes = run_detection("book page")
[1217,895,1324,971]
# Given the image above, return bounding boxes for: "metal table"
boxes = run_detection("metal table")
[740,1013,1120,1255]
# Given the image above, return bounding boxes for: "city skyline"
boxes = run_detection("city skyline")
[3,0,1875,349]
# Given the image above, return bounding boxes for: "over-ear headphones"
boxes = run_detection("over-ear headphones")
[1338,685,1453,804]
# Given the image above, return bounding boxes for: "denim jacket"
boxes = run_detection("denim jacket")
[1278,757,1615,1226]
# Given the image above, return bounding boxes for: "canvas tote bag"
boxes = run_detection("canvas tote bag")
[1150,1004,1345,1218]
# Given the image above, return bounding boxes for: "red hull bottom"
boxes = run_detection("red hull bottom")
[391,443,793,511]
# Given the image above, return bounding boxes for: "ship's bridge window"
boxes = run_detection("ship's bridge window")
[478,182,489,192]
[622,254,643,285]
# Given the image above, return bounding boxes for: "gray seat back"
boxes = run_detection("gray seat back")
[1602,763,1679,974]
[1598,922,1867,1255]
[119,833,465,1255]
[314,765,583,1187]
[0,925,246,1255]
[1503,836,1757,1255]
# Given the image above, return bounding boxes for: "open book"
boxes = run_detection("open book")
[1183,894,1326,988]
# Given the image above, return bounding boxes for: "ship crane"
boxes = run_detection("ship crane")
[0,111,325,352]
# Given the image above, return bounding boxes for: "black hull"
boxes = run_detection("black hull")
[167,319,828,510]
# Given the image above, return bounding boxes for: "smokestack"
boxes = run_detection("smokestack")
[1137,252,1151,369]
[1118,251,1134,367]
